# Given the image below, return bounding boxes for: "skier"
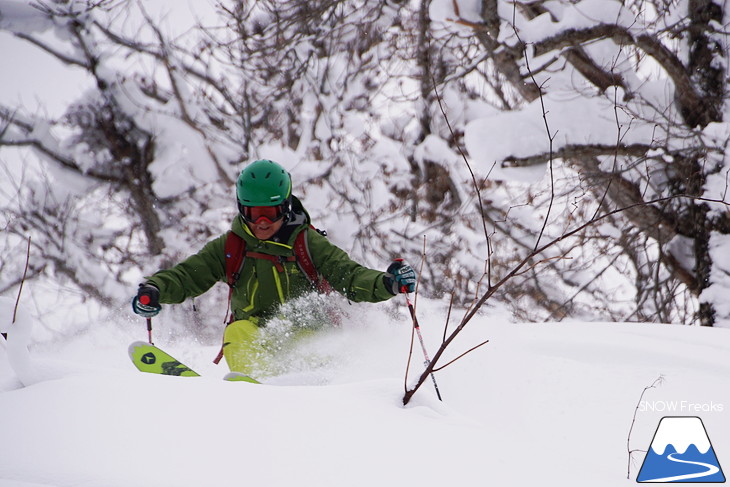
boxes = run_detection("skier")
[131,159,416,380]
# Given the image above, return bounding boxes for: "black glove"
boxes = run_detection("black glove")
[384,260,417,295]
[131,283,161,318]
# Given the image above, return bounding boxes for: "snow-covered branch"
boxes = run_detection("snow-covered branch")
[503,143,655,168]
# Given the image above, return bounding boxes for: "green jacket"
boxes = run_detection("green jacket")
[146,201,394,323]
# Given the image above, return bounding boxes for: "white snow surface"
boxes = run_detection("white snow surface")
[2,296,729,486]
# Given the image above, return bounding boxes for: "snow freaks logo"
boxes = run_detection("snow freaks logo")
[640,401,724,413]
[637,416,726,483]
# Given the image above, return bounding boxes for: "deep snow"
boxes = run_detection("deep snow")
[1,295,729,486]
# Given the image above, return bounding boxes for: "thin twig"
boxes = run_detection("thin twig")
[403,310,417,395]
[593,41,630,221]
[627,375,664,479]
[431,76,493,286]
[415,235,427,310]
[510,7,557,252]
[6,236,32,340]
[442,291,455,344]
[432,339,490,372]
[513,254,572,278]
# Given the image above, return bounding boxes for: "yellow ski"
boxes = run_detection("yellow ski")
[128,341,200,377]
[128,341,260,383]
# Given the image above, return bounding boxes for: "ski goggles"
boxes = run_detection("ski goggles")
[241,204,286,224]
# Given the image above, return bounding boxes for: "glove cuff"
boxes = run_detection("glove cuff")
[383,274,398,295]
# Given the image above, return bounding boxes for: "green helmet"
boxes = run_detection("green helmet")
[236,159,292,206]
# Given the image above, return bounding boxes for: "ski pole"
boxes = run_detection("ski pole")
[401,285,443,401]
[146,318,153,345]
[138,294,154,345]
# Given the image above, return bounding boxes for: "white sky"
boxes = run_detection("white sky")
[0,31,91,118]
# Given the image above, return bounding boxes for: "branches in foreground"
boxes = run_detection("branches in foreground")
[402,192,729,405]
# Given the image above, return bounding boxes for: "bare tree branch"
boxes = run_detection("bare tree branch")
[531,23,716,126]
[503,143,655,168]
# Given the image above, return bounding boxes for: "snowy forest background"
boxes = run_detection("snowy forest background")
[2,0,730,339]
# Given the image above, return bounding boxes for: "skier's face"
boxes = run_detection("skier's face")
[241,204,287,240]
[247,218,284,241]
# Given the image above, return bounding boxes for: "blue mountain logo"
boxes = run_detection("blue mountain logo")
[637,416,725,483]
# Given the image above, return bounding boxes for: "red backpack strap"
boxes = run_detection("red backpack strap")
[245,251,295,272]
[222,231,246,331]
[224,231,246,288]
[294,226,334,294]
[216,232,247,365]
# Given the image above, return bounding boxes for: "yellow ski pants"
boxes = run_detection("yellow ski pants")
[222,319,261,374]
